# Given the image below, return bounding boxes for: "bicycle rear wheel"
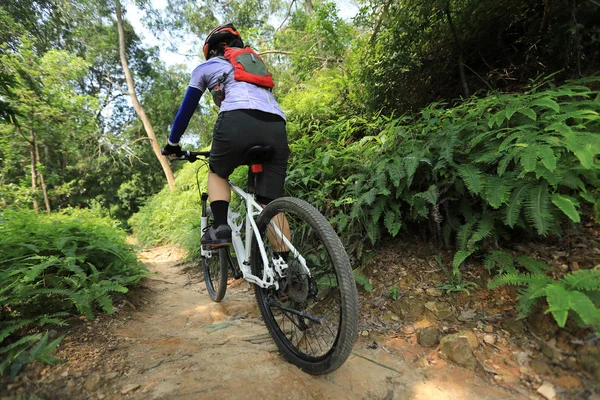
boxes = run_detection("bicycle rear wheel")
[202,208,228,302]
[251,197,358,375]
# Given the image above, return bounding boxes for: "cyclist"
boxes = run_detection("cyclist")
[162,23,289,247]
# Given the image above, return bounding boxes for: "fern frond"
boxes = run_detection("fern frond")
[561,270,600,291]
[520,145,538,172]
[386,159,405,189]
[457,164,484,195]
[384,203,402,237]
[483,251,515,274]
[468,214,495,247]
[504,184,530,227]
[414,185,439,205]
[484,177,513,209]
[537,145,557,171]
[516,286,543,318]
[563,132,600,169]
[550,193,581,223]
[545,284,570,327]
[457,220,476,250]
[515,256,551,275]
[568,290,600,328]
[488,272,552,290]
[452,249,475,271]
[524,184,553,235]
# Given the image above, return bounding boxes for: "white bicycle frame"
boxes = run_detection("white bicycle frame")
[201,181,311,289]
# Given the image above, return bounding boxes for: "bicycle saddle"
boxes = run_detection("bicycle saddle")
[243,145,274,165]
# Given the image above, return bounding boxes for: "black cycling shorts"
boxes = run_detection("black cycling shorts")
[209,109,289,201]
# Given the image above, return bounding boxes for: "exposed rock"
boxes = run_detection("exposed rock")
[501,319,526,336]
[121,384,140,395]
[439,331,479,370]
[424,301,453,320]
[390,297,425,322]
[83,374,102,392]
[369,331,386,344]
[554,374,582,390]
[483,334,495,345]
[105,372,119,380]
[425,287,443,297]
[416,327,441,347]
[483,325,494,333]
[537,381,556,400]
[579,345,600,381]
[458,309,477,321]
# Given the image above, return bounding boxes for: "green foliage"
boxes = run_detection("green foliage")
[353,271,373,293]
[386,285,400,301]
[487,253,600,332]
[281,78,600,264]
[0,331,63,378]
[0,209,146,375]
[355,0,600,113]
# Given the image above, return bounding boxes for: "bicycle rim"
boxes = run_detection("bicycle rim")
[251,197,358,375]
[202,210,228,302]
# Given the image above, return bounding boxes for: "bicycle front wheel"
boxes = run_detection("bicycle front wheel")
[251,197,358,375]
[202,208,228,302]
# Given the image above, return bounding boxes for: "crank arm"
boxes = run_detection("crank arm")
[267,299,323,325]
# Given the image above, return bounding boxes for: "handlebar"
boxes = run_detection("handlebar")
[162,149,210,162]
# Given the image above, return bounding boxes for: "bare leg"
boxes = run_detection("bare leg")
[207,170,230,202]
[267,212,291,253]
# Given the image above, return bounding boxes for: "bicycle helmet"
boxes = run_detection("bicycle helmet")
[203,23,243,60]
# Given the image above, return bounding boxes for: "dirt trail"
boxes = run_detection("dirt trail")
[75,245,520,400]
[8,245,527,399]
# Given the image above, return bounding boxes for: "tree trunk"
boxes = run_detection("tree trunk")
[305,0,314,13]
[35,140,51,213]
[30,128,39,213]
[444,2,470,98]
[115,0,176,191]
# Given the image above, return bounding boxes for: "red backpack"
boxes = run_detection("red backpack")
[223,46,274,88]
[210,46,274,106]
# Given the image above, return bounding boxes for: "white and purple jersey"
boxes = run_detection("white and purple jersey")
[168,57,286,145]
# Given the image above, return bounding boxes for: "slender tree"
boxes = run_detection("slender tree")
[115,0,176,191]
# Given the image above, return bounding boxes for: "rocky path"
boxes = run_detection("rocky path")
[5,245,526,399]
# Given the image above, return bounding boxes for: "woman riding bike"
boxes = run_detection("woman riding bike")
[162,23,289,248]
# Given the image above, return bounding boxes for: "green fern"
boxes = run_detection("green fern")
[483,250,515,274]
[524,184,552,235]
[551,193,581,223]
[562,270,600,291]
[468,214,495,248]
[504,184,530,227]
[515,256,551,275]
[457,164,484,195]
[484,177,513,209]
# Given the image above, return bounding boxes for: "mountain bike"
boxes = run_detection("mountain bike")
[172,146,358,375]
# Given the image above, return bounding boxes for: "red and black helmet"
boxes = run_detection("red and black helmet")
[203,23,242,60]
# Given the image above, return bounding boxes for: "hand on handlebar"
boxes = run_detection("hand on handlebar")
[161,143,184,157]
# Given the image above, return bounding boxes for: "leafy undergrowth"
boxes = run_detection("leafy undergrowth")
[0,209,146,377]
[356,227,600,397]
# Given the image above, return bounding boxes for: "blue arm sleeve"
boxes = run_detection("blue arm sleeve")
[168,86,203,144]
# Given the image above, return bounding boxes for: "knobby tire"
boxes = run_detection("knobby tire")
[251,197,358,375]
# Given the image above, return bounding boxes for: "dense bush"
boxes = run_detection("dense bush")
[0,209,146,376]
[284,76,600,332]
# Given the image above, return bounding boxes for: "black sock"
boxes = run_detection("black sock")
[210,200,229,227]
[275,251,290,261]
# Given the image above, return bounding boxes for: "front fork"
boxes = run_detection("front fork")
[200,192,210,258]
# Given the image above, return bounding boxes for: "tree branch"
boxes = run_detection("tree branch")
[258,50,339,62]
[276,0,296,33]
